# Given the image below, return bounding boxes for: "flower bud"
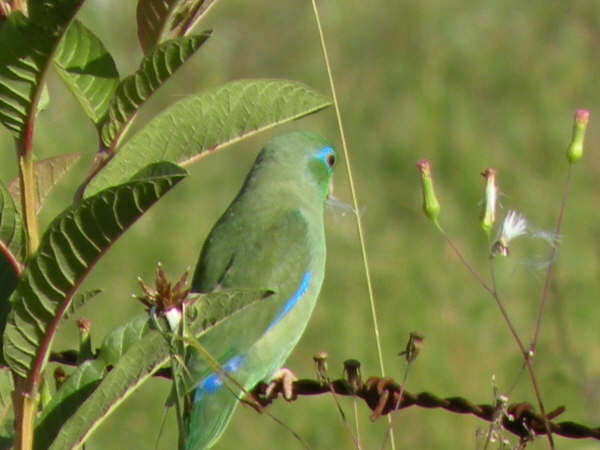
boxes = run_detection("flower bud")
[77,318,93,362]
[416,159,440,225]
[54,367,67,390]
[480,168,497,235]
[164,306,182,331]
[567,109,590,164]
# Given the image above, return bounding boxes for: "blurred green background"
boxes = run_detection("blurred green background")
[3,1,600,448]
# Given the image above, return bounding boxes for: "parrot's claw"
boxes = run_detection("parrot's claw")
[265,368,298,401]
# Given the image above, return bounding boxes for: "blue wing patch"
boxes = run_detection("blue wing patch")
[196,354,247,396]
[195,271,311,397]
[265,271,311,331]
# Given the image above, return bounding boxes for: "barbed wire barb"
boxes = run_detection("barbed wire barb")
[248,360,600,444]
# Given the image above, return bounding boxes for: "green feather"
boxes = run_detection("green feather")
[184,131,336,449]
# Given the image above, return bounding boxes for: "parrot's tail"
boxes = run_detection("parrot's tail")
[185,388,239,450]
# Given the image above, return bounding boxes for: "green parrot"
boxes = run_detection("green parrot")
[184,131,337,449]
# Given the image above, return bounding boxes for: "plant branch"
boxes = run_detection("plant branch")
[0,238,22,277]
[18,152,38,256]
[530,168,571,353]
[444,232,554,448]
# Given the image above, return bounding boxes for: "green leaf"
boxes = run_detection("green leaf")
[2,162,187,378]
[34,359,105,450]
[98,313,153,366]
[36,308,165,449]
[136,0,218,53]
[86,79,331,196]
[63,289,103,321]
[53,20,119,125]
[136,0,177,53]
[38,84,51,112]
[51,330,168,450]
[33,312,153,450]
[0,182,23,366]
[0,181,24,338]
[0,2,83,139]
[0,179,24,268]
[100,32,211,149]
[0,14,50,137]
[7,152,82,213]
[0,366,14,440]
[36,310,156,449]
[47,288,272,450]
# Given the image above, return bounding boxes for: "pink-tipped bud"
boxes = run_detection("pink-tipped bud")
[480,168,497,235]
[76,318,93,362]
[416,159,441,225]
[567,109,590,164]
[164,306,182,331]
[76,318,91,337]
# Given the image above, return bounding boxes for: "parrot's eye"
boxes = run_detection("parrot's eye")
[313,146,336,173]
[326,153,336,168]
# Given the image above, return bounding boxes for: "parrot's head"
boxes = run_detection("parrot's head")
[251,131,337,203]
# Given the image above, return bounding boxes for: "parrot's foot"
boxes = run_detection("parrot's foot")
[265,368,298,401]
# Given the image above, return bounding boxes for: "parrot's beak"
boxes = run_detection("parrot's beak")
[327,177,334,199]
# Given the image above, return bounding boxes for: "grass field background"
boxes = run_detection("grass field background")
[2,1,600,449]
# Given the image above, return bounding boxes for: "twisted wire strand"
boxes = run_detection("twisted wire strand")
[251,375,600,442]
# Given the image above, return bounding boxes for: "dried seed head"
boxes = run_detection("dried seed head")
[491,210,528,257]
[135,263,196,330]
[313,351,329,385]
[343,359,362,391]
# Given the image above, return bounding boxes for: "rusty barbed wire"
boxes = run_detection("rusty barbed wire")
[52,341,600,443]
[250,359,600,443]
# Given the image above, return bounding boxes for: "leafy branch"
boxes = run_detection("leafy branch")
[0,1,332,449]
